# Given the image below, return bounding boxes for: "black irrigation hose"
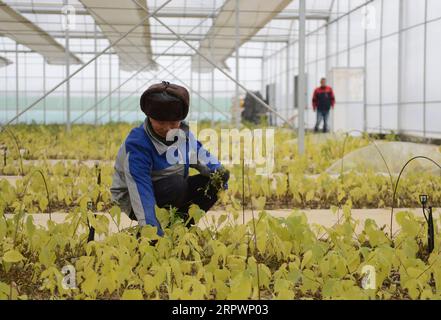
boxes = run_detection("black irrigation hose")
[1,127,25,176]
[29,169,52,220]
[20,169,51,218]
[339,130,394,193]
[390,156,441,239]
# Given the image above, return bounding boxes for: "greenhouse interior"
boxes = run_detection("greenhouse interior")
[1,0,441,302]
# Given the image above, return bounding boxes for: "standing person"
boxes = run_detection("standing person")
[312,78,335,133]
[110,81,229,237]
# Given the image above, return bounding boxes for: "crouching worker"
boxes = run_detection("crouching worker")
[110,81,229,237]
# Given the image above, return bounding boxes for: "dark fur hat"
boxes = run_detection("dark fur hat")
[140,81,189,121]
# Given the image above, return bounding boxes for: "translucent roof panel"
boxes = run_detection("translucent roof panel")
[238,42,265,58]
[151,39,199,57]
[149,0,224,13]
[305,0,333,11]
[149,17,213,42]
[0,0,82,64]
[0,0,337,67]
[254,19,293,42]
[79,0,155,72]
[279,0,333,14]
[191,0,293,73]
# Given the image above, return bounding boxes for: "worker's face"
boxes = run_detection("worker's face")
[149,118,181,138]
[320,79,326,87]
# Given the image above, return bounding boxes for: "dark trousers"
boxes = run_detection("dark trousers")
[129,171,229,225]
[314,109,330,133]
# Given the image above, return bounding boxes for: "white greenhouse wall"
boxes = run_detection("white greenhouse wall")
[262,0,441,139]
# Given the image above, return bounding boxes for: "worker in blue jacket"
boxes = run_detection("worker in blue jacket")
[110,81,229,236]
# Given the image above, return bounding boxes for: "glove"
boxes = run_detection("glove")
[211,166,230,191]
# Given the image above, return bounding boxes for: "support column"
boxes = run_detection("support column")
[118,64,121,122]
[198,54,201,122]
[286,42,290,122]
[211,71,215,125]
[347,8,351,67]
[379,0,384,133]
[94,24,98,126]
[315,25,320,130]
[347,4,351,132]
[190,69,193,121]
[325,21,330,81]
[261,58,265,101]
[43,59,46,124]
[397,0,404,134]
[210,4,215,126]
[234,0,240,127]
[109,53,112,123]
[15,43,19,125]
[336,0,340,66]
[363,13,368,132]
[64,0,71,132]
[24,50,27,123]
[4,52,8,123]
[298,0,306,155]
[211,45,215,126]
[423,0,428,137]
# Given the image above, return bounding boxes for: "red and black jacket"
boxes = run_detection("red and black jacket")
[312,86,335,111]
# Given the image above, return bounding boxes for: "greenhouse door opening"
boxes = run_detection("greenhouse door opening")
[328,68,365,132]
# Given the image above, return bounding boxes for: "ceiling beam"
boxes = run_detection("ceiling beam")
[15,8,329,20]
[1,31,292,42]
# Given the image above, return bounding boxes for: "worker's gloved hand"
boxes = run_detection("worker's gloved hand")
[211,166,230,190]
